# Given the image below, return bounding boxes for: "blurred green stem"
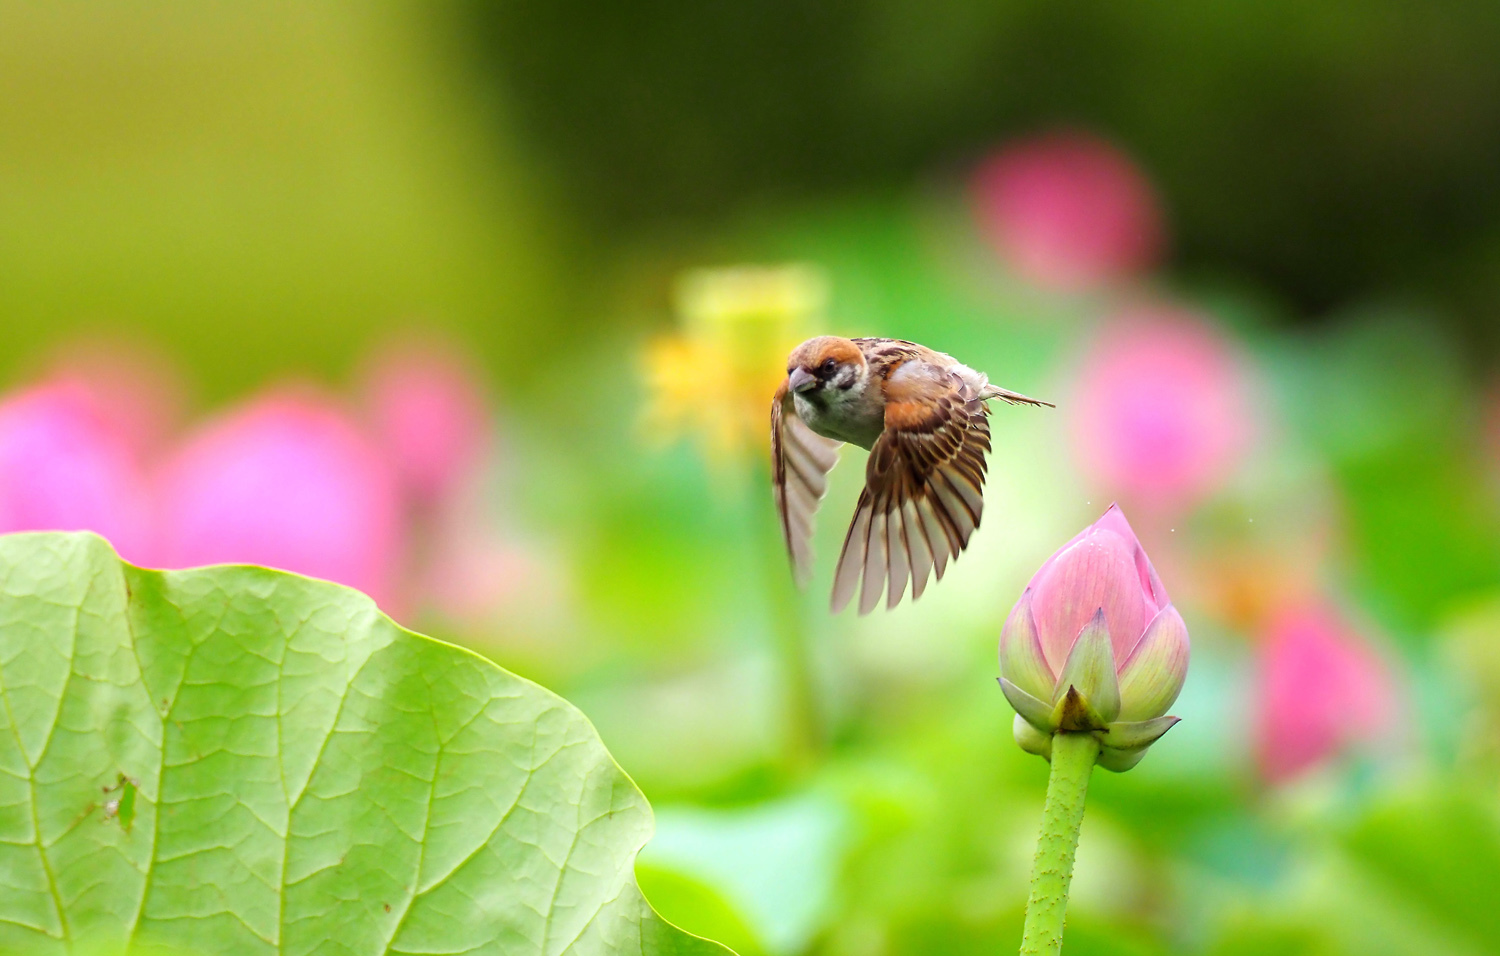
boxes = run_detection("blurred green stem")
[758,485,823,773]
[771,587,822,772]
[1019,732,1099,956]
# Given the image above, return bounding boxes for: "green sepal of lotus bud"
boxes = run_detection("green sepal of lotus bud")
[1013,713,1052,759]
[1009,712,1181,772]
[1098,715,1180,750]
[1054,685,1111,732]
[1000,677,1054,731]
[1095,744,1149,773]
[1094,716,1180,772]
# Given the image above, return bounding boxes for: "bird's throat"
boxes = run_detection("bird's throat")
[795,383,884,449]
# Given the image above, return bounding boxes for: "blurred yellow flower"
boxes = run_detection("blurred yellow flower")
[643,264,827,463]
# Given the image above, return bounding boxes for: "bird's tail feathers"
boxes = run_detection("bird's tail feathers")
[979,384,1054,407]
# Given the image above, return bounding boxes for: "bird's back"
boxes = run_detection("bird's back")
[852,338,991,395]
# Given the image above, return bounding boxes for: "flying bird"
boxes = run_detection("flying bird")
[771,336,1053,614]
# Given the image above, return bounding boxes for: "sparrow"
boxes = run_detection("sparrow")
[771,336,1053,614]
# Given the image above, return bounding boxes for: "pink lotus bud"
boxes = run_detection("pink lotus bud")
[972,130,1164,291]
[1000,505,1189,771]
[0,382,155,562]
[154,387,406,611]
[1255,602,1398,784]
[1069,307,1256,514]
[359,338,492,506]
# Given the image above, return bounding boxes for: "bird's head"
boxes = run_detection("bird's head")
[786,337,867,401]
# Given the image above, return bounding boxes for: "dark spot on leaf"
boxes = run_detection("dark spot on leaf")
[384,903,392,913]
[116,777,137,831]
[101,774,137,832]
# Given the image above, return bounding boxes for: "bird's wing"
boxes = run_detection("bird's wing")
[832,365,992,614]
[772,381,843,587]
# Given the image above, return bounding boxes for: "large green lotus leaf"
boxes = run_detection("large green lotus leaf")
[0,532,732,956]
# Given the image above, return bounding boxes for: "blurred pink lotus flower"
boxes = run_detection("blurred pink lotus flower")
[155,387,406,610]
[972,130,1165,291]
[0,381,155,561]
[1255,602,1398,784]
[1070,307,1256,513]
[359,338,491,507]
[46,336,186,461]
[1000,504,1189,772]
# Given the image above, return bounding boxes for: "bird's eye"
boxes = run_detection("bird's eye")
[820,358,837,373]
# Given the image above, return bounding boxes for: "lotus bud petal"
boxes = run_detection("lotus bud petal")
[998,504,1189,771]
[1116,606,1191,721]
[999,589,1055,702]
[1051,609,1121,723]
[1029,513,1150,671]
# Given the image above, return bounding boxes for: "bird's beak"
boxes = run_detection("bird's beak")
[788,367,816,393]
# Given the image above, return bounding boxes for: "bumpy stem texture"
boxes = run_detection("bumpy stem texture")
[1019,732,1100,955]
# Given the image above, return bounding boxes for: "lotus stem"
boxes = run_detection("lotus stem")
[1019,731,1100,955]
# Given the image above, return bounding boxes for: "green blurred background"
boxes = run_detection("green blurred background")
[5,2,1500,953]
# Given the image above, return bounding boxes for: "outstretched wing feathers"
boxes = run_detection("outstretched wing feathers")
[771,382,842,586]
[831,368,995,614]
